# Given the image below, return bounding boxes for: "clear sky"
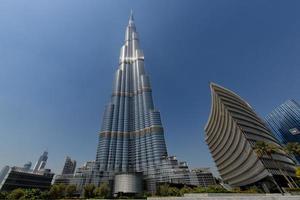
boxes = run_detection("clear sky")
[0,0,300,175]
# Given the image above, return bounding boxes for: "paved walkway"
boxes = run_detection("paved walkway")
[148,193,300,200]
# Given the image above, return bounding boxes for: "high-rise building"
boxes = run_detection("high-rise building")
[96,12,168,173]
[205,83,296,192]
[95,12,167,182]
[62,156,77,175]
[265,100,300,145]
[23,161,32,171]
[33,151,48,173]
[56,12,215,194]
[54,160,94,189]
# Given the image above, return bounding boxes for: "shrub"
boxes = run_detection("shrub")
[156,183,182,197]
[65,184,77,198]
[7,188,25,199]
[168,187,180,196]
[49,184,66,199]
[157,183,170,196]
[83,183,96,198]
[40,191,50,199]
[20,189,42,200]
[285,187,300,192]
[180,186,192,195]
[190,185,230,193]
[0,191,8,199]
[95,182,110,198]
[191,186,207,193]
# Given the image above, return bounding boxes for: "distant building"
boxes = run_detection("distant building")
[53,156,77,185]
[54,160,96,188]
[155,156,191,186]
[189,168,216,187]
[33,151,48,173]
[62,156,76,175]
[23,161,32,171]
[265,100,300,144]
[205,83,296,192]
[0,151,54,191]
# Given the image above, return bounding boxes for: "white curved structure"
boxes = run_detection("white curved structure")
[205,83,295,188]
[113,173,143,195]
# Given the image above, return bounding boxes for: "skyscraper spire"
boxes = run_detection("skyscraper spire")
[128,9,135,27]
[129,9,134,21]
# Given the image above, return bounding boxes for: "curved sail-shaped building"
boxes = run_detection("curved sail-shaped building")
[205,83,295,190]
[96,12,168,175]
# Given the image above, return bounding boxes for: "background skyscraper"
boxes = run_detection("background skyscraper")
[61,156,77,175]
[33,151,48,173]
[96,12,168,174]
[265,100,300,144]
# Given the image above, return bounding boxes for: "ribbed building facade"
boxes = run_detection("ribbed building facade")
[265,100,300,145]
[54,13,214,193]
[205,83,295,190]
[95,13,167,175]
[62,156,77,175]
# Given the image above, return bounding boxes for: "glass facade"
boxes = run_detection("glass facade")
[54,13,218,193]
[265,100,300,144]
[95,13,168,177]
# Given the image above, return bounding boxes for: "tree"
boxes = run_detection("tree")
[40,191,50,200]
[156,183,182,197]
[284,143,300,155]
[192,186,206,193]
[296,167,300,178]
[168,187,180,196]
[157,183,170,196]
[65,184,77,198]
[95,182,110,198]
[254,141,294,190]
[49,184,66,199]
[0,191,8,200]
[21,189,42,200]
[83,183,96,198]
[179,186,192,196]
[206,186,229,193]
[7,188,25,199]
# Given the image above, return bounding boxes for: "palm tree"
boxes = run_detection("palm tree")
[284,142,300,159]
[296,167,300,178]
[283,142,300,186]
[254,141,294,190]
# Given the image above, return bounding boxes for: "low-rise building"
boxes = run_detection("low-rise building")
[0,166,54,191]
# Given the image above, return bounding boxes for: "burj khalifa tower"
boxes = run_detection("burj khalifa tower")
[95,12,168,176]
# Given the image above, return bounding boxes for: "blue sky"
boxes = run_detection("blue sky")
[0,0,300,175]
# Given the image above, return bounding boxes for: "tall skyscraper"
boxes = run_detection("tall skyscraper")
[265,100,300,144]
[95,12,167,175]
[62,156,77,175]
[33,151,48,173]
[205,83,296,191]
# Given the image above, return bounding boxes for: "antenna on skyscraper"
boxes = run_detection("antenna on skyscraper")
[129,9,134,22]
